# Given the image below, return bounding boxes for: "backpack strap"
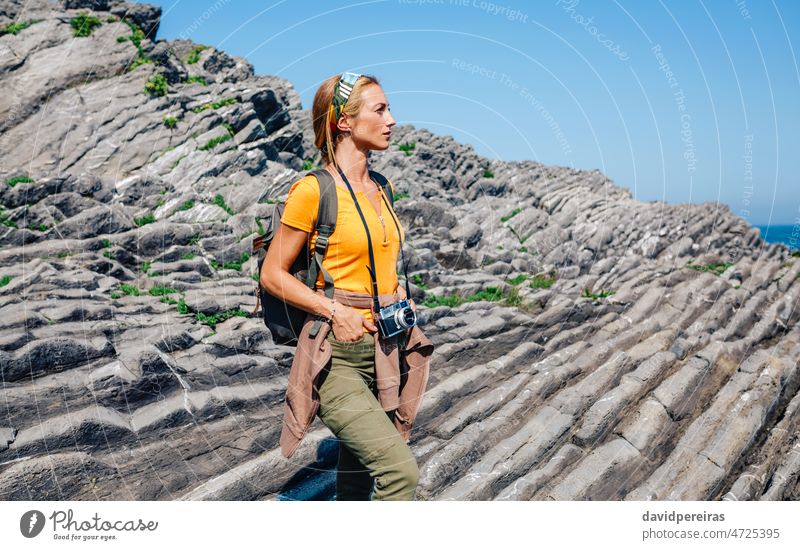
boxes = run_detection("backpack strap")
[369,169,394,208]
[307,168,338,338]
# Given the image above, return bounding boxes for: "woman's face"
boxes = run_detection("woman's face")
[340,84,396,151]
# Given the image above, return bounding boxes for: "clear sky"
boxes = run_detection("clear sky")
[142,0,800,226]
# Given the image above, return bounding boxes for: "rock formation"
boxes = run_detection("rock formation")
[1,0,798,501]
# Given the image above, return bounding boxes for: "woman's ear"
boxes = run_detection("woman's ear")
[336,113,352,134]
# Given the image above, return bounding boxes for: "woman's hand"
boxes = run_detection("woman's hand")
[331,303,378,342]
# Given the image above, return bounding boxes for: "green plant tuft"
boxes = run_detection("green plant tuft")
[197,133,232,151]
[134,213,156,227]
[0,275,12,287]
[195,308,249,329]
[398,141,416,156]
[685,260,733,276]
[186,45,207,64]
[149,285,179,296]
[210,252,250,271]
[163,116,178,129]
[185,75,208,85]
[119,283,140,297]
[70,12,102,37]
[191,97,238,113]
[581,287,615,300]
[1,19,40,35]
[501,208,522,222]
[6,175,34,187]
[144,74,168,97]
[530,272,557,289]
[213,194,234,215]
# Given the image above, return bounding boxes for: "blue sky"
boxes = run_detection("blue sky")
[144,0,799,225]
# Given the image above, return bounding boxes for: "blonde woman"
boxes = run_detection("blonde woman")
[261,73,434,500]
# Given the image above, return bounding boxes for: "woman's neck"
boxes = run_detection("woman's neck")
[330,139,370,186]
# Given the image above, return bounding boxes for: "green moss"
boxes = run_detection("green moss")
[149,285,179,296]
[26,223,48,232]
[210,251,250,271]
[160,295,178,305]
[185,75,208,85]
[530,273,557,289]
[302,158,319,171]
[394,191,410,201]
[254,217,266,236]
[186,45,208,64]
[197,133,232,151]
[1,19,40,35]
[127,56,153,72]
[213,194,234,215]
[483,168,494,178]
[178,199,194,211]
[0,275,11,287]
[398,141,416,156]
[581,287,615,300]
[508,274,527,286]
[102,250,114,259]
[119,283,140,296]
[423,286,522,308]
[188,234,201,245]
[195,308,249,329]
[163,116,178,129]
[6,175,34,187]
[141,261,151,274]
[70,12,102,37]
[176,296,189,314]
[191,97,239,113]
[144,74,168,97]
[181,252,195,260]
[110,292,120,299]
[791,250,800,258]
[0,207,17,228]
[134,213,156,227]
[116,35,128,42]
[685,260,733,276]
[411,273,428,289]
[501,208,522,222]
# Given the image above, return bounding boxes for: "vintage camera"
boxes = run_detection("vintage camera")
[376,299,417,338]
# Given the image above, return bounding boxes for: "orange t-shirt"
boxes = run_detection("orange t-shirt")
[280,173,406,332]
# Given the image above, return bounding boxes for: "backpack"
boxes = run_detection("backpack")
[251,168,395,346]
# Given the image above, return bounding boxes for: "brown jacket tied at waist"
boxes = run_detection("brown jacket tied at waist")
[279,286,434,459]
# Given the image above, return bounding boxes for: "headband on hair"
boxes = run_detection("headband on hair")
[331,72,363,129]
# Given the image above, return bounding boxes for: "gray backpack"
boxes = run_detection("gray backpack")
[252,168,394,345]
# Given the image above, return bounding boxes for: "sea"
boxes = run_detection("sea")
[754,224,800,250]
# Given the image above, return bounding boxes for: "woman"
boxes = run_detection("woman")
[260,72,432,500]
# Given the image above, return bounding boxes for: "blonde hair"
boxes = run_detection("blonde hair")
[312,73,381,169]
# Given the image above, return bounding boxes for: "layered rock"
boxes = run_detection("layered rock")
[1,0,798,501]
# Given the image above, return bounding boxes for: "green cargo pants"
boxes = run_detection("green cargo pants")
[315,330,420,500]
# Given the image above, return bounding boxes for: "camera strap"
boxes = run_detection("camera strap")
[336,166,412,315]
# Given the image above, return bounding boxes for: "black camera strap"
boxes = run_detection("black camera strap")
[336,166,412,314]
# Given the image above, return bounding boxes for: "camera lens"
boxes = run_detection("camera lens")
[397,306,416,329]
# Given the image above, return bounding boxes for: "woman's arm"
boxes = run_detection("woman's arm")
[260,222,377,340]
[260,223,332,318]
